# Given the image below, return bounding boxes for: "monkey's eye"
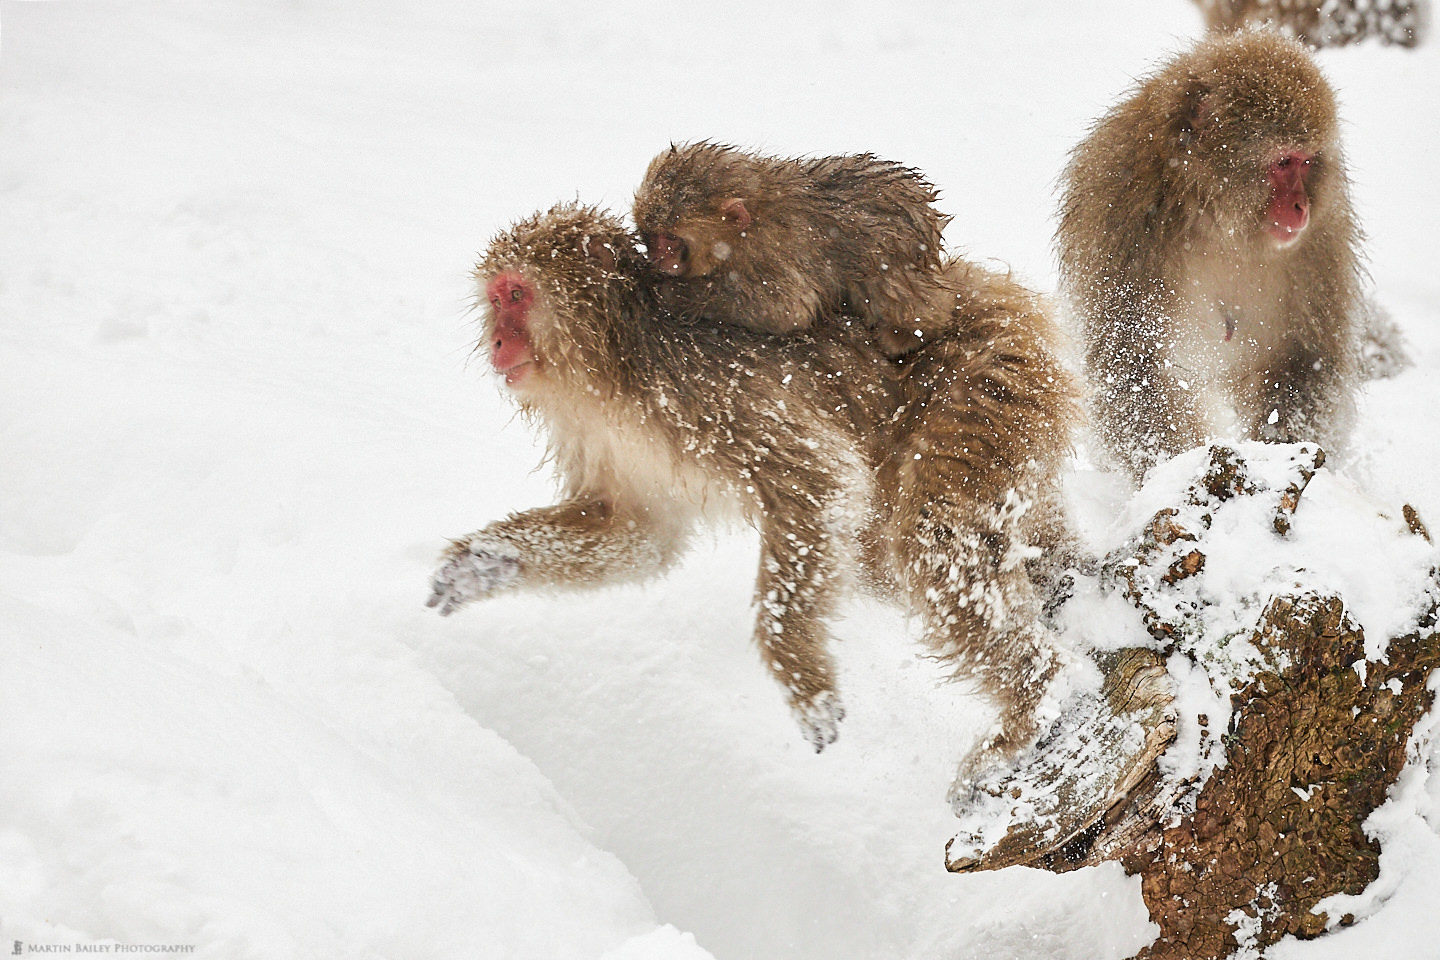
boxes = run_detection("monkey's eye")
[1276,156,1292,168]
[510,288,524,302]
[491,296,501,307]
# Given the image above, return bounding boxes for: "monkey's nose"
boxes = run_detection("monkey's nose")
[1288,200,1309,232]
[490,315,531,375]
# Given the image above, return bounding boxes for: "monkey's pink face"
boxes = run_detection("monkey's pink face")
[645,230,691,277]
[1263,151,1313,247]
[642,198,751,278]
[485,271,542,390]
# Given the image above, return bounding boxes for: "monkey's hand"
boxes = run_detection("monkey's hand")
[426,538,521,616]
[793,689,846,753]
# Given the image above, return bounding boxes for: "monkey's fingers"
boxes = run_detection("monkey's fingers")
[426,581,468,617]
[425,564,452,609]
[427,547,521,616]
[794,690,846,753]
[425,578,461,616]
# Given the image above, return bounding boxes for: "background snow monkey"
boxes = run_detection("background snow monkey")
[1192,0,1428,48]
[429,203,1079,796]
[1057,31,1362,481]
[632,143,1082,793]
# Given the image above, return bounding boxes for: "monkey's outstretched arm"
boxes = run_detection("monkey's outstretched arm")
[428,498,689,615]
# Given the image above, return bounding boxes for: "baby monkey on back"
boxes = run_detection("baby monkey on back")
[634,143,953,358]
[634,141,1080,795]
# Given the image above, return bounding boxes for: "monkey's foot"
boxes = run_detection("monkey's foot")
[945,648,1176,872]
[1360,300,1412,381]
[792,690,846,753]
[426,542,521,616]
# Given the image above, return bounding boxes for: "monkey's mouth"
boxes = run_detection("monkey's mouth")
[1265,220,1307,247]
[498,359,537,387]
[645,232,689,276]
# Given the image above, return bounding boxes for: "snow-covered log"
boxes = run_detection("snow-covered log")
[947,443,1440,960]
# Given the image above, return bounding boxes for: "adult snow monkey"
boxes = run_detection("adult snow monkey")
[632,144,1082,794]
[431,203,892,752]
[429,203,1080,799]
[1057,31,1363,482]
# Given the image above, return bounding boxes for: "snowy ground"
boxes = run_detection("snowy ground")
[2,2,1438,958]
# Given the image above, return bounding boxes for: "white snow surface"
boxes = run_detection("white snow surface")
[2,2,1439,959]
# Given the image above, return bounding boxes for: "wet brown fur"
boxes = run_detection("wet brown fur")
[1058,31,1363,481]
[872,258,1081,777]
[638,143,1082,773]
[633,142,952,357]
[443,203,897,750]
[440,203,1080,776]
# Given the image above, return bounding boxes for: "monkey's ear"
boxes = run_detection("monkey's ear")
[719,198,752,230]
[579,235,617,271]
[1182,79,1215,139]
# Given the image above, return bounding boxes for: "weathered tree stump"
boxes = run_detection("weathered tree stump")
[948,444,1440,960]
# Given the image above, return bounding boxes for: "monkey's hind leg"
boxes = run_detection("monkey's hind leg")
[878,413,1067,795]
[892,487,1065,777]
[879,325,1080,784]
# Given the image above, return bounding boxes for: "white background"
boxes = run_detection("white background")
[2,2,1438,958]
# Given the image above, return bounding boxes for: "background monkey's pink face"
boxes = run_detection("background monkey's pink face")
[1264,150,1314,246]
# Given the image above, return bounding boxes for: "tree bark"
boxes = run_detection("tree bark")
[947,445,1440,960]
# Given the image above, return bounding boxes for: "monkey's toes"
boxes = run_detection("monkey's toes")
[794,690,846,753]
[946,750,1016,815]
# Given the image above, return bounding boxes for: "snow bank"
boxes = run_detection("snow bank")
[0,594,681,959]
